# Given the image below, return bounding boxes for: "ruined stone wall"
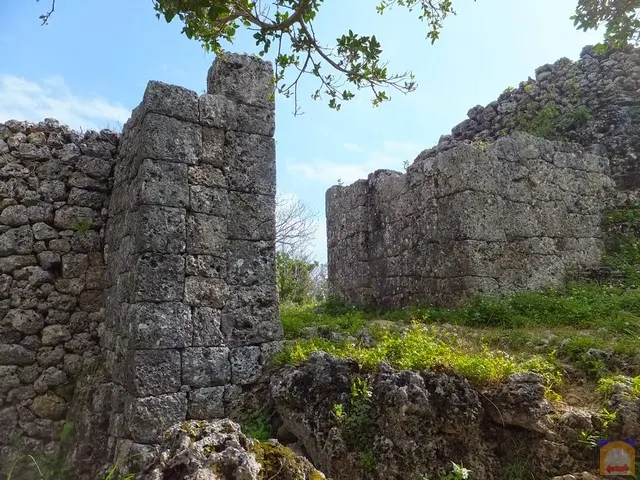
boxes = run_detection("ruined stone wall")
[327,133,614,308]
[0,119,115,456]
[430,45,640,190]
[103,53,283,469]
[327,45,640,309]
[0,53,283,476]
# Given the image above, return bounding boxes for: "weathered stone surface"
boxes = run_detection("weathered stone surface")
[0,225,33,255]
[224,131,276,195]
[133,159,189,208]
[33,367,68,393]
[131,349,181,396]
[133,206,186,254]
[327,133,614,308]
[199,94,275,136]
[192,307,224,347]
[181,347,230,387]
[7,309,45,335]
[41,325,71,346]
[125,393,187,443]
[207,52,275,109]
[0,53,282,471]
[127,302,192,349]
[133,253,185,302]
[186,213,227,255]
[31,393,67,420]
[0,205,29,226]
[141,80,200,123]
[184,276,229,308]
[126,420,323,480]
[0,344,35,365]
[230,346,262,385]
[138,113,202,164]
[187,386,224,419]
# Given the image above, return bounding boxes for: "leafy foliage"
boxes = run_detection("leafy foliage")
[572,0,640,51]
[241,410,273,441]
[276,251,318,304]
[150,0,464,111]
[38,1,640,111]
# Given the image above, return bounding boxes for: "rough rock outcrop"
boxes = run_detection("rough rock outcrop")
[116,419,324,480]
[270,352,633,480]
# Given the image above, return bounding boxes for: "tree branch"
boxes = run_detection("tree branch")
[39,0,56,25]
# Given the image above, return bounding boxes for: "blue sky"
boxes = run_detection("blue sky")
[0,1,603,262]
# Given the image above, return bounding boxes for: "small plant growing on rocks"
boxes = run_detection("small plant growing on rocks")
[72,219,94,233]
[442,462,472,480]
[241,410,273,441]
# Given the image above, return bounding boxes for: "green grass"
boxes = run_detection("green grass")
[277,278,640,392]
[275,322,562,388]
[277,207,640,399]
[282,282,640,340]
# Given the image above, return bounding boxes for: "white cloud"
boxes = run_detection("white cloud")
[0,74,131,131]
[343,142,366,153]
[288,140,423,186]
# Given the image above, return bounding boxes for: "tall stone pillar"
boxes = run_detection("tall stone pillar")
[102,52,283,467]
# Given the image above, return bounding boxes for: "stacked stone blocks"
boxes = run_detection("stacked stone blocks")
[327,133,615,308]
[103,53,283,450]
[0,118,116,457]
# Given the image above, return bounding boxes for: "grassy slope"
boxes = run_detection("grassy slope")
[275,206,640,407]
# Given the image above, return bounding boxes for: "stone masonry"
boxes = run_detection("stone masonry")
[326,44,640,309]
[0,53,283,476]
[429,45,640,190]
[0,118,115,457]
[327,133,615,308]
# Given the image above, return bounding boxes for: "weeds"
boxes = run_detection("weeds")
[241,410,272,442]
[275,322,561,389]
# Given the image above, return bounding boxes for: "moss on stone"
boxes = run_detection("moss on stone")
[252,440,323,480]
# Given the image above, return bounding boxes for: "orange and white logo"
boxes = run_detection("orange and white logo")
[599,440,636,476]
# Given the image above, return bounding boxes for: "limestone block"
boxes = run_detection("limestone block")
[132,206,186,254]
[141,80,200,124]
[181,347,230,387]
[185,255,226,279]
[132,253,185,302]
[199,94,275,136]
[227,240,276,287]
[230,346,262,385]
[125,393,187,443]
[138,113,202,164]
[227,192,275,241]
[187,387,225,419]
[188,164,226,188]
[133,159,189,208]
[127,302,192,349]
[130,349,181,397]
[184,277,229,308]
[186,213,227,255]
[223,131,275,196]
[0,226,34,255]
[207,52,275,109]
[189,185,228,217]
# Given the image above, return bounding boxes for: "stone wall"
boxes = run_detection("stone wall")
[0,53,283,476]
[0,119,115,456]
[430,45,640,190]
[104,53,283,468]
[326,45,640,309]
[327,133,614,308]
